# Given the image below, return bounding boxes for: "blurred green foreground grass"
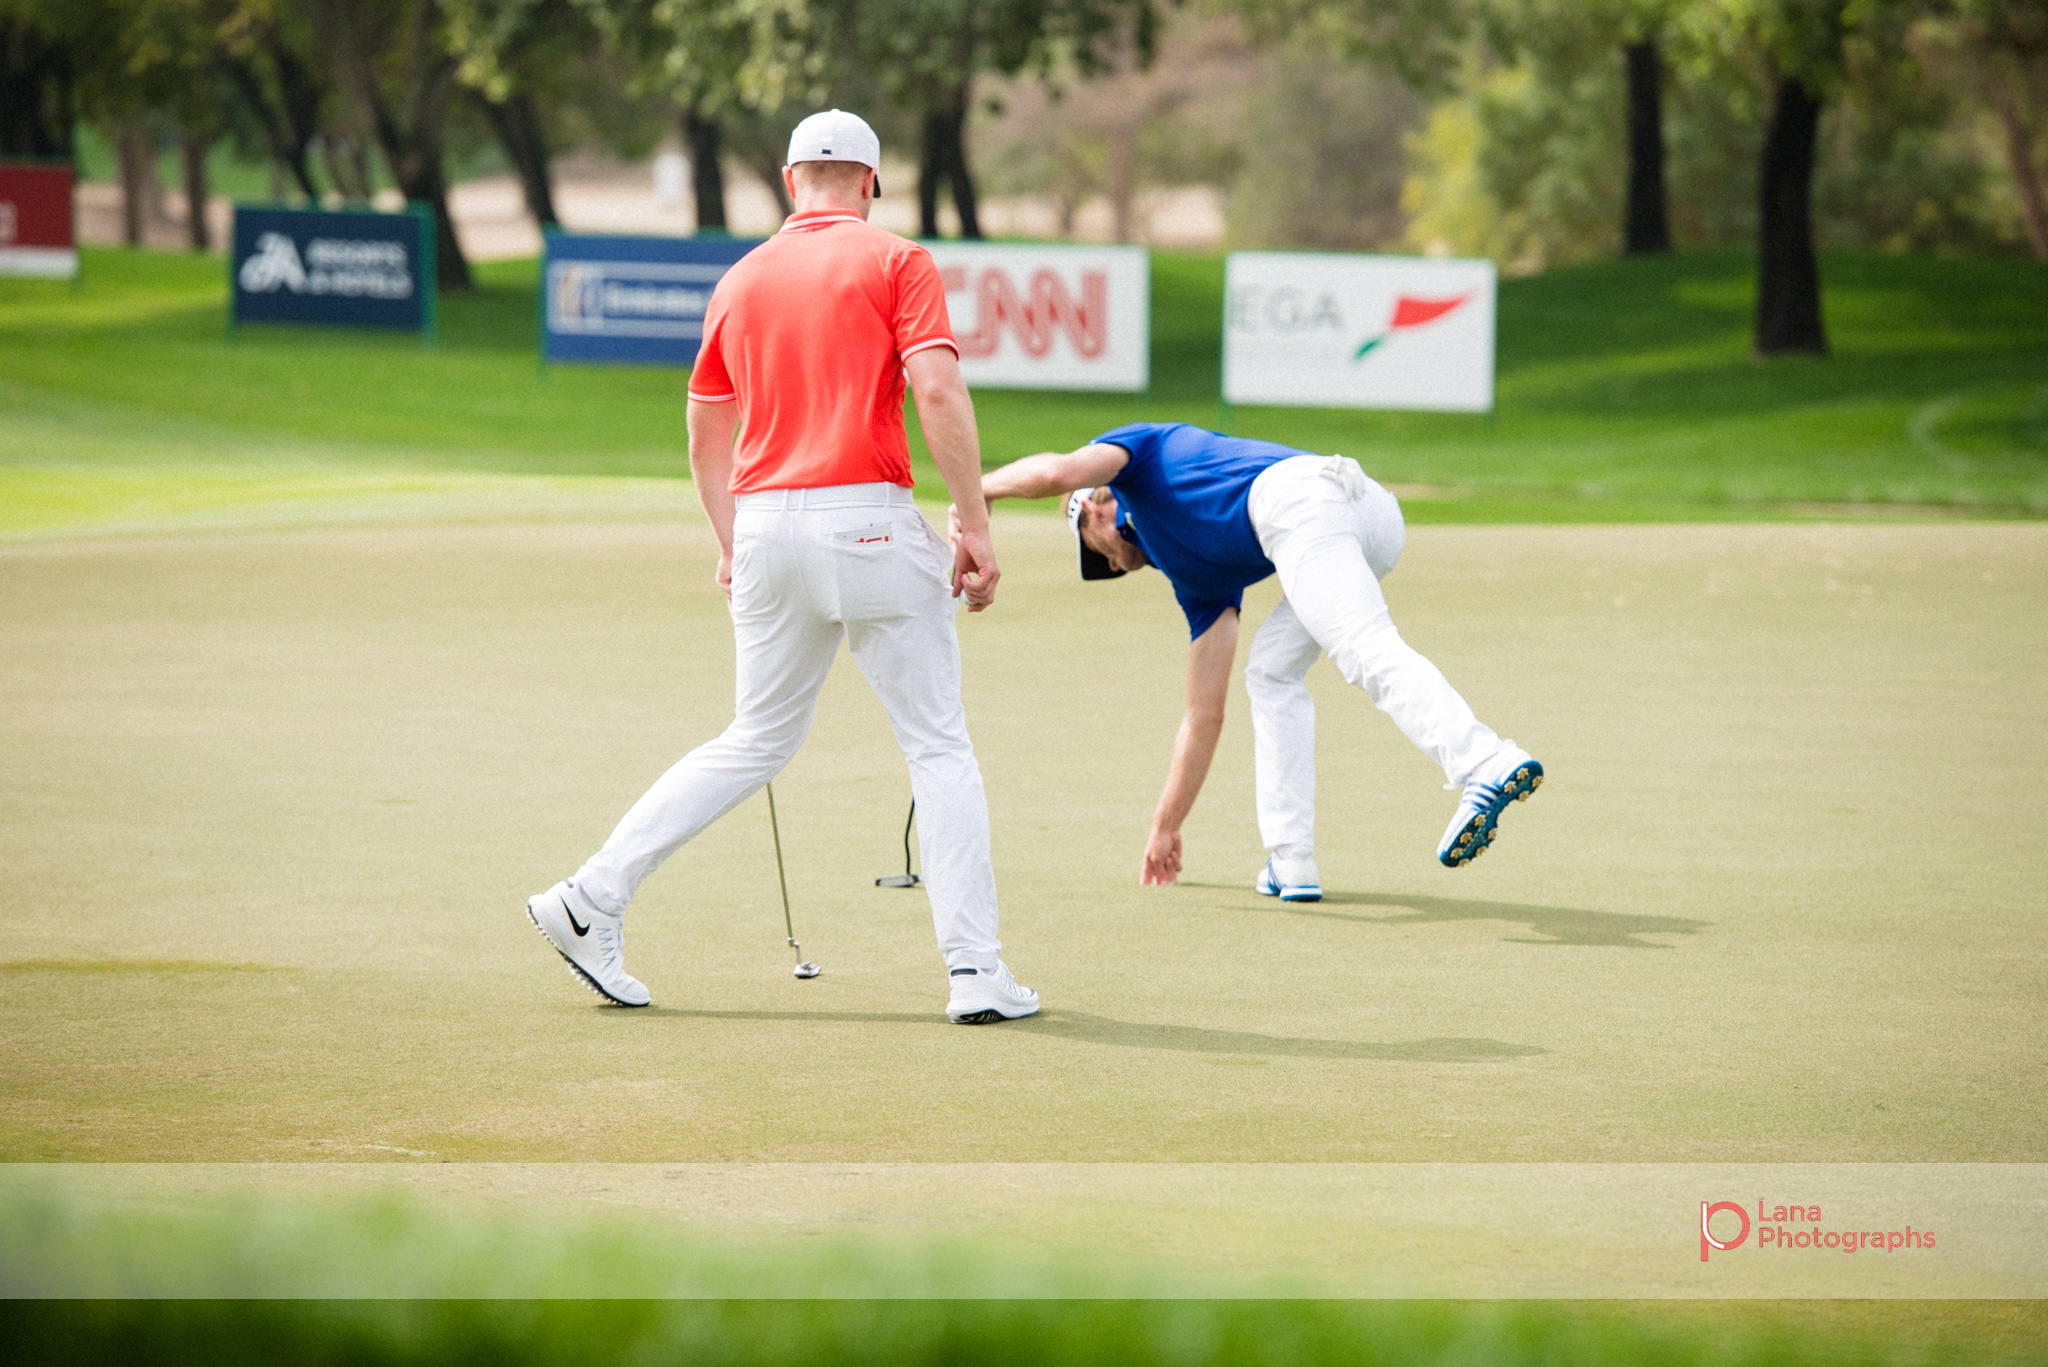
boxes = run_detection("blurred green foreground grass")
[0,246,2043,533]
[8,1298,2047,1367]
[1,1179,2044,1366]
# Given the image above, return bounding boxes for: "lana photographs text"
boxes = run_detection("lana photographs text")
[1701,1200,1939,1262]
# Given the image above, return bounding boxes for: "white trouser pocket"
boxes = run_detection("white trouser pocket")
[824,519,910,622]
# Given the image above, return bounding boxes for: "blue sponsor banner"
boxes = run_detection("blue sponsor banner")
[232,205,431,332]
[542,234,760,367]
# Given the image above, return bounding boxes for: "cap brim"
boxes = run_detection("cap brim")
[1078,542,1124,581]
[1067,487,1127,582]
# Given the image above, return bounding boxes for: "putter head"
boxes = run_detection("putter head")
[875,874,921,888]
[794,961,821,979]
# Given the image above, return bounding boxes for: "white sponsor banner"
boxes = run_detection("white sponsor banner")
[0,246,77,278]
[1224,252,1496,412]
[924,242,1148,392]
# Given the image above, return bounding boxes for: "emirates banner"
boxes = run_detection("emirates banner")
[542,233,760,367]
[0,163,77,279]
[924,242,1149,392]
[1223,252,1497,412]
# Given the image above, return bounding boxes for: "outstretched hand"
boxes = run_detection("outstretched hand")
[1141,827,1183,885]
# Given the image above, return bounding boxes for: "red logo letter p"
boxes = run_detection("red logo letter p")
[1701,1201,1750,1261]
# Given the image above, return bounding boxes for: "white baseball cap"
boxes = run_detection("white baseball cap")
[786,109,882,194]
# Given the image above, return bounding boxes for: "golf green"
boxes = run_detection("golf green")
[3,507,2041,1178]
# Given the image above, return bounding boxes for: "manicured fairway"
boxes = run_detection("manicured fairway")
[3,511,2041,1172]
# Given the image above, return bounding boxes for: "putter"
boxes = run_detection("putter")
[765,782,821,978]
[875,798,921,888]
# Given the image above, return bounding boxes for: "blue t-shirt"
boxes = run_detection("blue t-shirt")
[1095,422,1307,638]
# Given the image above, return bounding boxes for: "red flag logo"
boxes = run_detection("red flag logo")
[1355,291,1472,360]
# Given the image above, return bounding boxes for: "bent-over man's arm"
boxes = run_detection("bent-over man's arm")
[1142,607,1240,886]
[981,443,1132,502]
[905,346,999,612]
[687,397,743,598]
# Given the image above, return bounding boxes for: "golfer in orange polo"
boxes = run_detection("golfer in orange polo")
[526,110,1038,1025]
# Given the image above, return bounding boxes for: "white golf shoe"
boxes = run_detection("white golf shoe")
[1255,851,1323,902]
[1438,746,1544,868]
[946,961,1039,1024]
[525,880,650,1007]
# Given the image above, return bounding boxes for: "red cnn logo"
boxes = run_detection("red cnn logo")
[1700,1201,1750,1261]
[942,267,1108,360]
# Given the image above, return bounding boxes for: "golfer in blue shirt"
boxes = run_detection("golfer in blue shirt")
[969,422,1543,897]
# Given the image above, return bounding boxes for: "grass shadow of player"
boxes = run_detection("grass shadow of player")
[1020,1011,1543,1062]
[1295,891,1706,949]
[636,1007,1542,1063]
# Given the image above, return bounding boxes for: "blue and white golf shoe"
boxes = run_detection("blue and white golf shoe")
[1438,747,1544,868]
[1255,851,1323,903]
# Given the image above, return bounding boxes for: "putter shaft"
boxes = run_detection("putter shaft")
[766,782,801,961]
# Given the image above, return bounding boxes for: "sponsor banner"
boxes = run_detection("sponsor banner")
[1224,252,1496,412]
[925,242,1148,392]
[232,205,430,331]
[0,162,77,279]
[542,234,759,367]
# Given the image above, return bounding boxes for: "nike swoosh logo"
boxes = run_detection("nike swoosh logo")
[562,898,590,937]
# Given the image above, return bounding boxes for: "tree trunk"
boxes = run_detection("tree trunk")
[940,87,981,240]
[1754,75,1826,356]
[1107,116,1138,243]
[683,106,727,233]
[396,172,467,292]
[117,121,157,246]
[1989,77,2048,261]
[750,155,793,219]
[483,90,557,227]
[321,134,373,202]
[918,108,944,238]
[0,18,75,159]
[180,128,211,251]
[1623,39,1671,255]
[222,45,322,200]
[314,0,470,290]
[918,88,982,240]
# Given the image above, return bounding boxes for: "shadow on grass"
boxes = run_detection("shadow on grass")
[631,1006,1542,1062]
[1295,891,1707,949]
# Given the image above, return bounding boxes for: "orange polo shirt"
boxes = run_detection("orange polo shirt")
[688,210,958,493]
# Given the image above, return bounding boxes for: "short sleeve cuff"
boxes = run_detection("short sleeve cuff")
[899,337,959,362]
[687,390,737,403]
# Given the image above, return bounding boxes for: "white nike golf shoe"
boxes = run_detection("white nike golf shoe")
[946,961,1039,1024]
[1255,851,1323,902]
[525,880,650,1007]
[1438,745,1544,868]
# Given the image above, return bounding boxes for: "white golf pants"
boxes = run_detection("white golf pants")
[574,482,1003,972]
[1244,455,1510,857]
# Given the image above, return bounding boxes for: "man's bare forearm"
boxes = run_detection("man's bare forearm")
[904,349,987,529]
[919,386,988,529]
[1151,609,1240,836]
[983,444,1131,502]
[982,454,1079,502]
[1152,710,1225,834]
